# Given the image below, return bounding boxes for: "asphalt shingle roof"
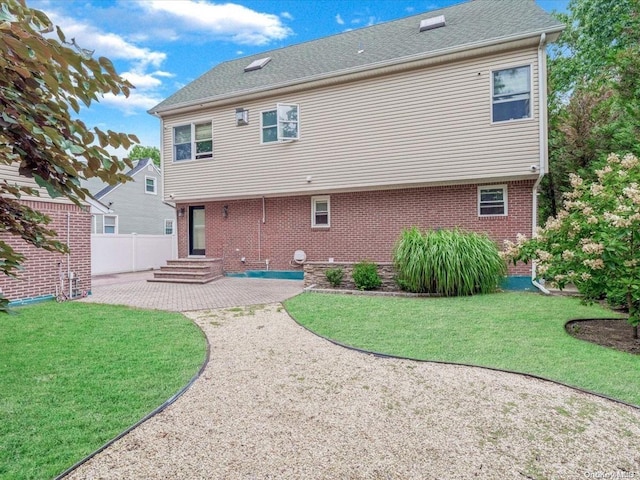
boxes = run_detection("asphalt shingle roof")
[150,0,563,114]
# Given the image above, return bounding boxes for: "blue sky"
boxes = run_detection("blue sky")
[29,0,569,158]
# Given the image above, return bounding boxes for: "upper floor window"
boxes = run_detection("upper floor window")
[174,122,213,161]
[478,185,507,216]
[492,66,531,122]
[145,176,157,194]
[103,215,118,234]
[261,104,299,143]
[311,195,330,228]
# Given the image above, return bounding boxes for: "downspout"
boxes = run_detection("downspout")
[67,212,72,298]
[532,32,550,294]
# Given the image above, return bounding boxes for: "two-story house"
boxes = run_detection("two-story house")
[148,0,564,285]
[83,158,176,236]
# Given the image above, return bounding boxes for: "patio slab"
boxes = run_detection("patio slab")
[83,271,303,311]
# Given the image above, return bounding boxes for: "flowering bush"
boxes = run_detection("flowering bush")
[503,153,640,338]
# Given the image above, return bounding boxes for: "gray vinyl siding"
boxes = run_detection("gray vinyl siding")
[87,164,175,235]
[162,48,541,202]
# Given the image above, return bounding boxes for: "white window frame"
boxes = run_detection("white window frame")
[261,103,299,144]
[491,65,532,123]
[145,175,157,195]
[478,185,508,217]
[103,215,118,234]
[173,121,213,162]
[311,195,330,228]
[164,219,175,235]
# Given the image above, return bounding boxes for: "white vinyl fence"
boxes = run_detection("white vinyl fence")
[91,234,178,276]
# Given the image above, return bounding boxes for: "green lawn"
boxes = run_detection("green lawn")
[0,301,206,480]
[285,292,640,406]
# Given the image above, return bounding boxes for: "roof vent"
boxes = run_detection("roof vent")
[419,15,445,32]
[244,57,271,72]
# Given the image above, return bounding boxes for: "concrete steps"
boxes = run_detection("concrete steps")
[148,258,223,284]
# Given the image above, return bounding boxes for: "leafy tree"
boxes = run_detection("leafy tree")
[0,0,138,310]
[505,153,640,339]
[541,0,640,218]
[129,145,160,167]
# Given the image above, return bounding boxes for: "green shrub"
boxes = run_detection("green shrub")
[393,227,506,296]
[352,261,382,290]
[325,267,344,288]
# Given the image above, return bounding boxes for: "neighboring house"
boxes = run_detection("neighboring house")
[83,158,176,236]
[148,0,564,284]
[0,164,92,304]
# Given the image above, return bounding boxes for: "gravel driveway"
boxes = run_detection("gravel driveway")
[67,303,640,479]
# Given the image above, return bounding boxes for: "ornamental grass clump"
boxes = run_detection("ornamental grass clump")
[393,227,506,296]
[503,152,640,339]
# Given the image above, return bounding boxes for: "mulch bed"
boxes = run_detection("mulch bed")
[566,319,640,355]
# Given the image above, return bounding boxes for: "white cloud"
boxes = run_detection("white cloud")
[121,72,162,90]
[142,0,292,46]
[281,11,293,20]
[100,90,164,115]
[152,70,175,78]
[39,8,169,116]
[335,14,345,25]
[47,12,166,69]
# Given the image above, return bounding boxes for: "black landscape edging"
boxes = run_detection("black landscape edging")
[284,304,640,411]
[55,320,211,479]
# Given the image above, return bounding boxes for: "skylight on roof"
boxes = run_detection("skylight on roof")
[419,15,446,32]
[244,57,271,72]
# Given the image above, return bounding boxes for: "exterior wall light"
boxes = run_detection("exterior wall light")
[235,108,249,126]
[223,205,229,218]
[178,207,185,217]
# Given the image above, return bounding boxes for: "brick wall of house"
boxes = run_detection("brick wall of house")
[0,200,92,302]
[176,180,535,276]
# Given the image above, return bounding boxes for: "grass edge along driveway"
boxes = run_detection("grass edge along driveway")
[0,301,207,480]
[285,291,639,406]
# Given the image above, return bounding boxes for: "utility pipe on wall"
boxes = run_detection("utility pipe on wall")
[67,212,72,298]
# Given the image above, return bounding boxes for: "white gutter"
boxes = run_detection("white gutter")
[532,33,550,294]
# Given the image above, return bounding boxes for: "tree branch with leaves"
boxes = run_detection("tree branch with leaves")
[0,0,139,310]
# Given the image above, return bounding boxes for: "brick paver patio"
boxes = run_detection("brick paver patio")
[82,271,304,311]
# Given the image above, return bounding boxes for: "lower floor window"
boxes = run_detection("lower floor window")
[103,215,117,234]
[165,219,175,235]
[312,195,330,227]
[478,185,507,216]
